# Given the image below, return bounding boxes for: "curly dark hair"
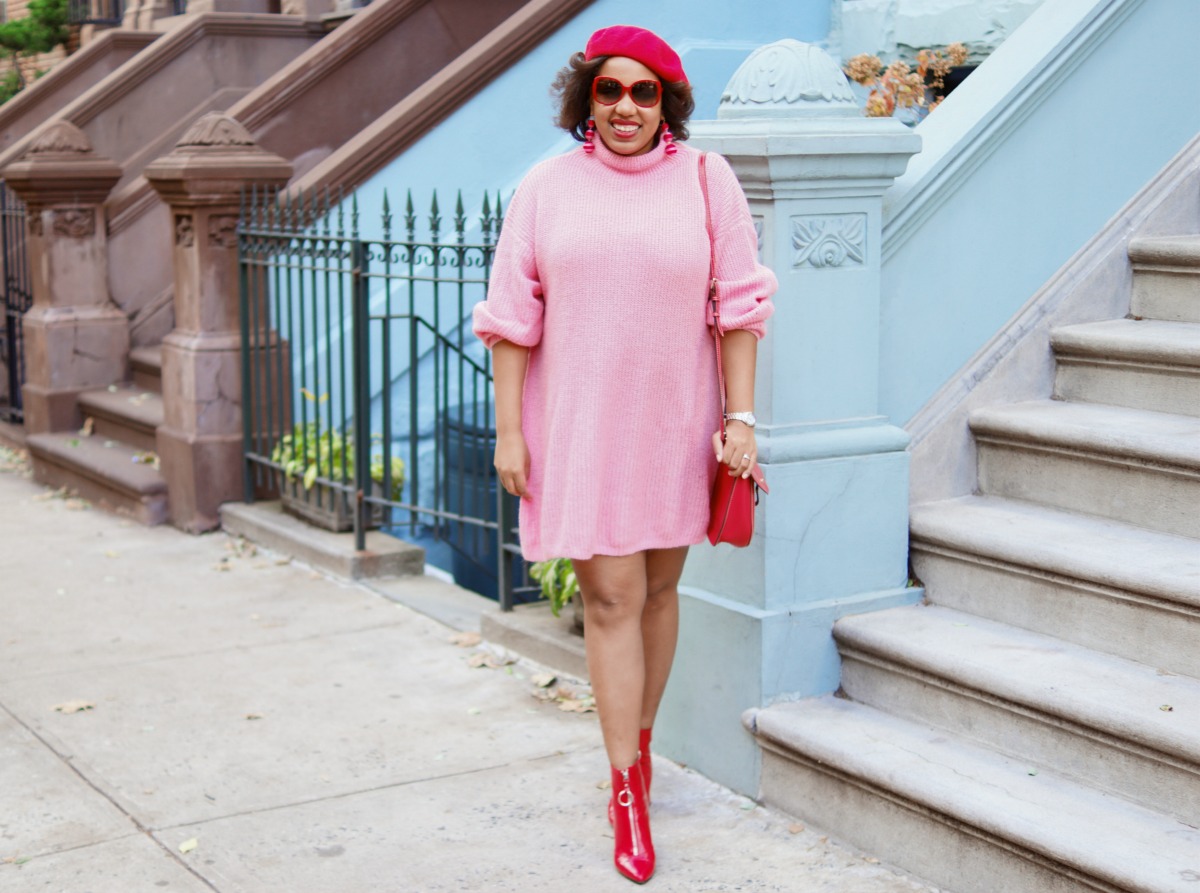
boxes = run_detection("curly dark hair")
[551,51,695,143]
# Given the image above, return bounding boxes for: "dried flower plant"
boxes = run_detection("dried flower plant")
[844,42,969,120]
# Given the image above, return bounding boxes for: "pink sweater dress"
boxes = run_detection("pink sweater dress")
[472,137,776,561]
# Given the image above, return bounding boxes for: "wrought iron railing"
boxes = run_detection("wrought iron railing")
[67,0,125,26]
[238,186,529,609]
[1,182,33,424]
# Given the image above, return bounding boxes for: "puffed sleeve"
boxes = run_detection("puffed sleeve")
[705,153,776,338]
[472,175,544,350]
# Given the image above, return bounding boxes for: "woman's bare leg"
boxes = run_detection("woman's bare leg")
[573,552,648,769]
[639,546,687,729]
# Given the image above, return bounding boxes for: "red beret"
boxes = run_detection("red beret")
[584,25,687,84]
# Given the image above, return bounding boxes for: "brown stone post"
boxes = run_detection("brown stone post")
[2,122,125,435]
[145,112,292,533]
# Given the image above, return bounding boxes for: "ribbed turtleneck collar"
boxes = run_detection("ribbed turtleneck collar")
[589,133,672,173]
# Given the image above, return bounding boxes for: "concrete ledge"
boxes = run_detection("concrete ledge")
[220,500,424,580]
[481,601,588,681]
[368,573,497,635]
[0,419,26,450]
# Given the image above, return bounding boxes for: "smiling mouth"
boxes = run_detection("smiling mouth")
[611,122,640,136]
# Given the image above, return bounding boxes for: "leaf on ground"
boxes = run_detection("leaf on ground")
[245,713,263,720]
[1160,704,1174,712]
[466,706,482,715]
[788,823,805,834]
[864,856,880,864]
[739,799,756,811]
[52,699,95,714]
[80,417,95,437]
[449,631,482,648]
[1027,768,1038,776]
[558,697,596,714]
[104,550,119,559]
[531,672,557,689]
[596,779,611,790]
[467,653,490,669]
[131,451,160,469]
[64,498,90,511]
[178,838,198,854]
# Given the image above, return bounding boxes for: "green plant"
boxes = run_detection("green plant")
[0,0,69,102]
[0,70,21,105]
[271,422,406,500]
[529,557,578,617]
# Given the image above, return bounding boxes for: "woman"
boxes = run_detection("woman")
[472,24,775,884]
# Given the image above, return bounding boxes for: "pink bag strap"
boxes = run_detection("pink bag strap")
[699,152,727,442]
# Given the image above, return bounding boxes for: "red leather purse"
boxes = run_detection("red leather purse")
[699,153,768,548]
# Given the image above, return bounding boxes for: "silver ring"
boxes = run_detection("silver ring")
[742,454,751,463]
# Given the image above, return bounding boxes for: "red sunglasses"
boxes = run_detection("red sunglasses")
[591,76,662,108]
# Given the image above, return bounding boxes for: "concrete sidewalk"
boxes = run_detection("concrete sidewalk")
[0,446,941,893]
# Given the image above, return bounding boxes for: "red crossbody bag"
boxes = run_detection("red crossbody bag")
[699,153,768,548]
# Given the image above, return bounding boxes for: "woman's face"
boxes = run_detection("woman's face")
[590,56,663,157]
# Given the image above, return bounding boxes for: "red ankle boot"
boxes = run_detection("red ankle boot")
[638,727,653,798]
[611,759,655,884]
[609,728,654,826]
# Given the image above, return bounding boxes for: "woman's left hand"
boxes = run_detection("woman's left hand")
[713,421,757,479]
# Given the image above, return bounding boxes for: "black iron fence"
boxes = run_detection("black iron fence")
[238,187,529,609]
[67,0,125,25]
[1,181,32,424]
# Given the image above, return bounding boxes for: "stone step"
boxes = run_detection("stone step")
[970,400,1200,538]
[835,604,1200,824]
[748,696,1200,893]
[27,432,167,525]
[910,495,1200,677]
[1129,235,1200,323]
[1052,318,1200,417]
[77,385,163,453]
[129,345,163,394]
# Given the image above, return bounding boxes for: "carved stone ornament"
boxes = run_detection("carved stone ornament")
[52,208,96,238]
[176,214,195,248]
[719,39,859,119]
[28,121,95,156]
[792,214,866,268]
[176,112,256,150]
[27,210,44,237]
[207,214,239,249]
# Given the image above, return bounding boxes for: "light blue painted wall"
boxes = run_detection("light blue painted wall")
[354,0,832,228]
[878,0,1200,425]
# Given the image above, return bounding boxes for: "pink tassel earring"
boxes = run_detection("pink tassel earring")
[583,117,596,154]
[661,121,677,155]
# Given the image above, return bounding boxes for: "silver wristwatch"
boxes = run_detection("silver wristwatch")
[724,411,756,428]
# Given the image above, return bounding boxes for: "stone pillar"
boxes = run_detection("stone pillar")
[2,122,125,435]
[660,41,923,795]
[145,112,292,533]
[121,0,177,29]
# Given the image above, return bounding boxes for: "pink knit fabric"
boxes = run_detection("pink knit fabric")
[472,137,776,561]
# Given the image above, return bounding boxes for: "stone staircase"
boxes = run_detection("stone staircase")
[744,235,1200,892]
[26,346,168,524]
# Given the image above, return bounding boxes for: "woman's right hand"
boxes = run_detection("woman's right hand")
[494,432,531,498]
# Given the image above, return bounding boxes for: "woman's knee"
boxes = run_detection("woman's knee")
[580,584,644,625]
